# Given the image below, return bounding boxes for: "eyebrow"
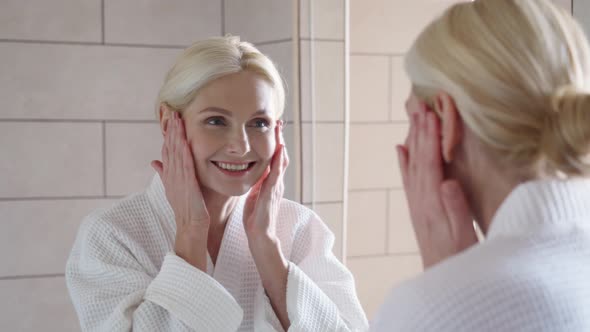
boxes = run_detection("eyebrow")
[199,107,270,117]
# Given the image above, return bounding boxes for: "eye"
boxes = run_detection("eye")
[206,117,226,126]
[250,118,270,129]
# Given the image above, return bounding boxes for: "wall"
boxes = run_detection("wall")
[0,1,295,330]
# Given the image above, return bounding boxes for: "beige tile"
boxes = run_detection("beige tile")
[350,0,461,54]
[106,123,162,196]
[350,55,390,122]
[300,41,344,122]
[553,0,572,12]
[282,122,298,201]
[224,0,292,44]
[257,41,295,123]
[347,191,388,256]
[575,0,590,38]
[313,202,344,260]
[347,254,423,319]
[105,0,221,45]
[302,123,344,203]
[348,124,408,190]
[0,0,101,42]
[0,122,103,198]
[0,199,117,276]
[391,56,412,121]
[0,277,79,331]
[300,0,345,39]
[388,189,419,254]
[0,43,179,120]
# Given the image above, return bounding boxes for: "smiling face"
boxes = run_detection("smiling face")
[177,70,278,197]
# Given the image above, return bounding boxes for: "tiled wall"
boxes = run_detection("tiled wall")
[0,1,295,330]
[299,0,348,259]
[346,0,574,320]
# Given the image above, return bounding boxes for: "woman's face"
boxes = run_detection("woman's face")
[178,71,278,197]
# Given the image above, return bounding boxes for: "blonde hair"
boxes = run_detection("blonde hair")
[405,0,590,177]
[156,36,286,118]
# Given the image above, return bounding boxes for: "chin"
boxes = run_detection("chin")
[205,182,255,197]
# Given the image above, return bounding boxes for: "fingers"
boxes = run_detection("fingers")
[151,160,164,179]
[396,145,409,190]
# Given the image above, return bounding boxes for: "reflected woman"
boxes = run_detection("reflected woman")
[66,36,368,332]
[373,0,590,330]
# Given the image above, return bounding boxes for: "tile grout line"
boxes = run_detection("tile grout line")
[347,252,419,260]
[0,273,65,281]
[102,121,107,197]
[0,39,296,49]
[385,190,390,253]
[101,0,105,44]
[0,196,125,202]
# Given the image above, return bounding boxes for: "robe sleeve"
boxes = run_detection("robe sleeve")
[275,213,369,331]
[65,216,243,332]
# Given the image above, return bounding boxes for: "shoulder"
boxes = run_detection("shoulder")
[74,191,158,254]
[277,198,332,236]
[375,236,559,331]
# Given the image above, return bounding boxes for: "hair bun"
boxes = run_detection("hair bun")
[540,84,590,176]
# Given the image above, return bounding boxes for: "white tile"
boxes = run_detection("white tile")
[388,189,419,254]
[0,199,117,276]
[106,123,162,196]
[347,255,422,319]
[0,43,180,120]
[350,55,390,122]
[0,277,79,331]
[0,0,101,42]
[302,123,345,203]
[313,202,344,260]
[554,0,572,13]
[300,0,345,39]
[351,0,462,54]
[347,191,388,256]
[349,124,408,190]
[300,41,344,122]
[574,0,590,37]
[391,56,412,121]
[105,0,221,46]
[0,122,103,198]
[257,41,295,123]
[224,0,292,44]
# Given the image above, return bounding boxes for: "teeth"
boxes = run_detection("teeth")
[216,162,249,171]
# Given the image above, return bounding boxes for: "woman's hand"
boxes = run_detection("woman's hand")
[243,121,291,330]
[151,111,210,270]
[397,104,478,269]
[243,121,289,242]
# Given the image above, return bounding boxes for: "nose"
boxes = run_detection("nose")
[227,127,251,156]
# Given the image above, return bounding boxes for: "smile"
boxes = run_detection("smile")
[211,161,256,175]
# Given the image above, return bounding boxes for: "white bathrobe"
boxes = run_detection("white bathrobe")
[372,179,590,331]
[66,175,369,332]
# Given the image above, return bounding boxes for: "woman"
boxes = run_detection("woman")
[373,0,590,330]
[66,36,368,332]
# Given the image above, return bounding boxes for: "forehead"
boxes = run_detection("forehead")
[188,71,275,117]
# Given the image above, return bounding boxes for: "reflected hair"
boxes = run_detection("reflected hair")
[156,36,286,118]
[405,0,590,177]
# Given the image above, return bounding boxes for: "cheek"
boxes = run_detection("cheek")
[185,128,220,162]
[250,132,275,161]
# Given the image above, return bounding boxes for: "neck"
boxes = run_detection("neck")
[200,186,239,232]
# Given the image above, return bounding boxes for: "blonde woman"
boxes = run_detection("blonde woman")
[373,0,590,330]
[66,37,368,332]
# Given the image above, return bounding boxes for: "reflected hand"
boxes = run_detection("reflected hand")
[151,111,210,270]
[397,104,477,269]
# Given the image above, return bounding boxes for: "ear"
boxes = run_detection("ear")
[434,92,463,163]
[159,103,173,136]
